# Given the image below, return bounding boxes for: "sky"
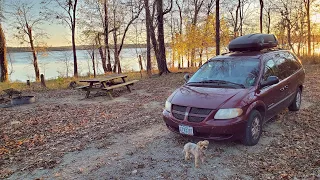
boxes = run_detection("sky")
[2,0,74,47]
[2,0,320,47]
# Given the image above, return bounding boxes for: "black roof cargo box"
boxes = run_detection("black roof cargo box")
[228,34,278,52]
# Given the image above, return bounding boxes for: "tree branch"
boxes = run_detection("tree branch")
[163,0,173,15]
[118,6,143,54]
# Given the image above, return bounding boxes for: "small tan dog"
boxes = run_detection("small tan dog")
[183,140,209,168]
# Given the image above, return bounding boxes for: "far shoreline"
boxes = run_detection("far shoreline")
[7,43,170,53]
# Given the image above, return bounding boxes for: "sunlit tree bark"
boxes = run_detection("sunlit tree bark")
[0,23,8,82]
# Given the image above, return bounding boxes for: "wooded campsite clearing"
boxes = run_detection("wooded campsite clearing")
[1,65,319,179]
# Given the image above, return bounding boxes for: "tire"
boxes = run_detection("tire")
[288,88,302,111]
[242,110,263,146]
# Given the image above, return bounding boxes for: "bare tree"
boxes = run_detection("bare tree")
[157,0,172,74]
[0,0,8,82]
[192,0,204,25]
[260,0,264,33]
[103,0,112,72]
[44,0,79,77]
[273,0,303,53]
[111,0,143,74]
[87,44,96,77]
[9,1,47,81]
[304,0,311,56]
[227,0,241,37]
[205,0,215,16]
[264,6,271,34]
[0,24,8,82]
[175,0,184,68]
[58,51,72,78]
[145,0,171,75]
[144,0,151,76]
[190,0,204,67]
[216,0,220,55]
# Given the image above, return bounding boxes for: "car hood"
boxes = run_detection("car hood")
[169,85,250,109]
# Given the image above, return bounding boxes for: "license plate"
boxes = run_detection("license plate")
[179,125,194,136]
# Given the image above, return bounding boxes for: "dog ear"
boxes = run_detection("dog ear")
[203,140,209,145]
[197,141,202,146]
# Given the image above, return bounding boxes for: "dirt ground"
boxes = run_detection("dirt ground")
[1,65,319,180]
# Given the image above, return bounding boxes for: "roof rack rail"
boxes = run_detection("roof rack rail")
[260,47,284,52]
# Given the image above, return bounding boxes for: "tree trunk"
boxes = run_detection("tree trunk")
[233,1,240,38]
[259,0,263,33]
[144,0,161,72]
[157,0,169,75]
[215,0,220,55]
[113,30,118,73]
[104,0,112,71]
[199,48,203,67]
[286,20,295,54]
[181,56,184,68]
[306,0,311,56]
[97,34,107,73]
[28,27,40,81]
[145,0,152,76]
[267,8,271,34]
[92,44,96,77]
[239,0,243,36]
[0,23,8,82]
[176,0,183,34]
[40,74,46,87]
[72,0,78,78]
[72,25,78,77]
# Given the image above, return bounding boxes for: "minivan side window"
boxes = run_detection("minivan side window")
[263,59,279,81]
[285,52,302,74]
[273,52,290,80]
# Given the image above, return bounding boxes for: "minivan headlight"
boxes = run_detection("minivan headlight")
[214,108,243,119]
[165,101,172,112]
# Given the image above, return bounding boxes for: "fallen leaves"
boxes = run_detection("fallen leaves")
[0,67,319,179]
[0,73,184,176]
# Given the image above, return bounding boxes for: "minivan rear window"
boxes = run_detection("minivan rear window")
[188,58,260,88]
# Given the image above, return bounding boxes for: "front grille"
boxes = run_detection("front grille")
[172,105,187,112]
[171,104,212,123]
[172,112,185,120]
[188,116,205,122]
[190,107,212,115]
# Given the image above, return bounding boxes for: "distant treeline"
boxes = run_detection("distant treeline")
[7,44,154,52]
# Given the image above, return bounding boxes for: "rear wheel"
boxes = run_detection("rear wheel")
[288,88,302,111]
[243,110,262,146]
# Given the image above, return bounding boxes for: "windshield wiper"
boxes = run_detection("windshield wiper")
[188,80,246,88]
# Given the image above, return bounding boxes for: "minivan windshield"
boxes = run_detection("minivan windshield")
[187,58,260,88]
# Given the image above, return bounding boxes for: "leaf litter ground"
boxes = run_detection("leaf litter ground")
[0,66,319,179]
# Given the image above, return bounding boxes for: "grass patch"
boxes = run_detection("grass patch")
[0,67,199,93]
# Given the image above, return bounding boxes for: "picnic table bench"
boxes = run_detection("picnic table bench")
[3,88,22,98]
[77,74,138,98]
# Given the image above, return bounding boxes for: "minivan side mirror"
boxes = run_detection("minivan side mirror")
[260,76,279,88]
[184,73,190,82]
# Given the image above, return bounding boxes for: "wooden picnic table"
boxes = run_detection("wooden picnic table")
[77,74,138,98]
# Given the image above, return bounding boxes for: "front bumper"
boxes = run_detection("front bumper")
[163,110,247,141]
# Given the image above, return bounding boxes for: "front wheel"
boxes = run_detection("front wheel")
[242,110,263,146]
[288,88,302,111]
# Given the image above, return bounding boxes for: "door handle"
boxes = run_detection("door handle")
[280,87,285,92]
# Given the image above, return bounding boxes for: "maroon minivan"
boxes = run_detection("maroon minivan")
[163,34,305,146]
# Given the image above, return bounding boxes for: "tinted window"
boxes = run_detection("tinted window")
[188,58,260,87]
[274,52,291,80]
[263,59,279,81]
[285,52,302,73]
